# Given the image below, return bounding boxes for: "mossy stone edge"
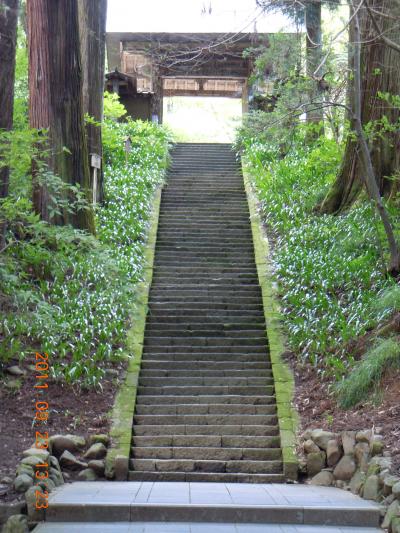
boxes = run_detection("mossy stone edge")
[243,167,299,481]
[105,184,163,480]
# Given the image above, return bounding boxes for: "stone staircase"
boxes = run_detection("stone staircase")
[129,142,284,482]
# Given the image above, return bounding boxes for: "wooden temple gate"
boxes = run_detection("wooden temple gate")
[105,32,271,122]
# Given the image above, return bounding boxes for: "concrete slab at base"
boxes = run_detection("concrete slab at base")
[43,482,380,528]
[34,522,382,532]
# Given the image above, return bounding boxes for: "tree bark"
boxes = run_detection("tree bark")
[321,0,400,214]
[78,0,107,204]
[305,0,324,128]
[27,0,95,232]
[0,0,19,200]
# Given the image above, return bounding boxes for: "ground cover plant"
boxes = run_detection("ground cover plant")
[237,123,400,401]
[0,93,170,387]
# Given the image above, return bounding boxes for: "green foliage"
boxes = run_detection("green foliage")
[373,285,400,315]
[1,95,171,387]
[13,24,29,130]
[337,338,400,408]
[238,122,392,375]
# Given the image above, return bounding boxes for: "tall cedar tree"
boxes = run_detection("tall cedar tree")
[321,0,400,213]
[27,0,95,232]
[78,0,107,204]
[0,0,19,200]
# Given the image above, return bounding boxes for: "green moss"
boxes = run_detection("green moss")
[244,169,298,481]
[105,185,163,479]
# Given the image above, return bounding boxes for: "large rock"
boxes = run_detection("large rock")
[49,466,64,487]
[88,460,105,476]
[341,431,356,455]
[2,514,29,533]
[310,470,333,486]
[21,456,47,468]
[50,434,86,456]
[6,365,26,377]
[84,442,107,460]
[349,470,366,495]
[14,474,34,493]
[21,448,50,462]
[304,439,320,454]
[392,517,400,533]
[59,450,87,470]
[311,429,336,451]
[354,442,370,471]
[333,455,356,481]
[382,500,399,529]
[16,464,35,478]
[77,468,97,481]
[89,434,110,447]
[307,451,326,477]
[326,439,341,467]
[369,455,392,472]
[25,485,46,522]
[383,475,400,496]
[356,429,373,444]
[50,455,62,472]
[392,481,400,500]
[362,475,380,501]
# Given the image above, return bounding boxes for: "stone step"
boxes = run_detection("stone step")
[145,314,265,324]
[148,303,263,312]
[40,481,381,526]
[131,446,282,461]
[132,434,281,448]
[135,395,276,405]
[156,233,253,241]
[144,335,266,345]
[148,289,263,298]
[158,215,250,222]
[127,471,285,482]
[142,347,268,355]
[140,360,271,370]
[155,241,254,248]
[134,414,277,426]
[161,195,246,201]
[140,367,272,379]
[144,329,266,339]
[151,275,260,283]
[137,385,274,396]
[149,295,263,305]
[34,524,383,532]
[144,328,267,338]
[130,459,282,474]
[141,353,269,361]
[135,403,276,415]
[138,377,273,388]
[154,259,256,267]
[156,239,254,246]
[132,425,279,437]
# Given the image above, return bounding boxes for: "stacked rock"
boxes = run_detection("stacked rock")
[301,428,400,532]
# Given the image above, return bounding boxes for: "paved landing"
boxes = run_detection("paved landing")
[40,482,380,528]
[34,522,381,532]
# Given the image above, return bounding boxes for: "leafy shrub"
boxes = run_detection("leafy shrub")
[337,338,400,408]
[1,94,171,387]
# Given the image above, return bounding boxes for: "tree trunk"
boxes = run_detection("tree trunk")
[78,0,107,204]
[321,0,400,214]
[0,0,19,200]
[305,0,324,128]
[27,0,95,232]
[0,0,18,248]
